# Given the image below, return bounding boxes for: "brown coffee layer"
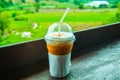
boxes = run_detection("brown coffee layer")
[47,42,73,55]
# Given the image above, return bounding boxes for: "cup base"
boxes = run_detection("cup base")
[50,71,70,78]
[48,53,71,78]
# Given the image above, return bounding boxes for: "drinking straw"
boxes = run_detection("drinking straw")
[58,8,70,36]
[60,8,70,24]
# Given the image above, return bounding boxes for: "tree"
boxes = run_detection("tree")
[55,0,69,2]
[0,7,2,13]
[8,0,13,6]
[108,2,120,23]
[115,2,120,21]
[0,30,2,41]
[99,4,108,8]
[115,12,120,21]
[33,2,41,12]
[74,0,80,5]
[0,0,6,8]
[109,0,120,8]
[111,4,117,8]
[0,12,10,36]
[0,0,13,8]
[35,0,40,2]
[79,3,84,9]
[21,0,26,3]
[118,2,120,11]
[0,2,5,8]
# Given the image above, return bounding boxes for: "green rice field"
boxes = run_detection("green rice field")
[0,9,117,46]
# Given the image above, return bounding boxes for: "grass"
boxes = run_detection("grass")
[16,10,116,22]
[0,9,117,46]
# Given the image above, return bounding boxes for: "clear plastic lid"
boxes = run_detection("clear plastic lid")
[45,23,75,41]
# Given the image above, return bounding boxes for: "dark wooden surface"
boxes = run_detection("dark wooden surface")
[22,38,120,80]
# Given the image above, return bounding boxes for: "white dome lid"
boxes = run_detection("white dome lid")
[45,23,75,41]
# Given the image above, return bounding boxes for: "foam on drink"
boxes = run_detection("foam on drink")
[46,32,74,55]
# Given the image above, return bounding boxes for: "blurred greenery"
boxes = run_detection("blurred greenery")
[0,0,119,46]
[0,0,119,9]
[106,2,120,23]
[0,11,10,36]
[33,2,41,12]
[118,2,120,11]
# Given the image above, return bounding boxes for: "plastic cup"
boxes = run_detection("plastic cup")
[45,23,75,78]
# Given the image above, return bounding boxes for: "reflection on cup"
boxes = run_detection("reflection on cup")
[45,23,75,78]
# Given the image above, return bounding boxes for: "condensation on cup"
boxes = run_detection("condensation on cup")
[45,23,75,78]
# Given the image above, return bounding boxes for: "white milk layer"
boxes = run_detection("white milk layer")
[48,53,71,78]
